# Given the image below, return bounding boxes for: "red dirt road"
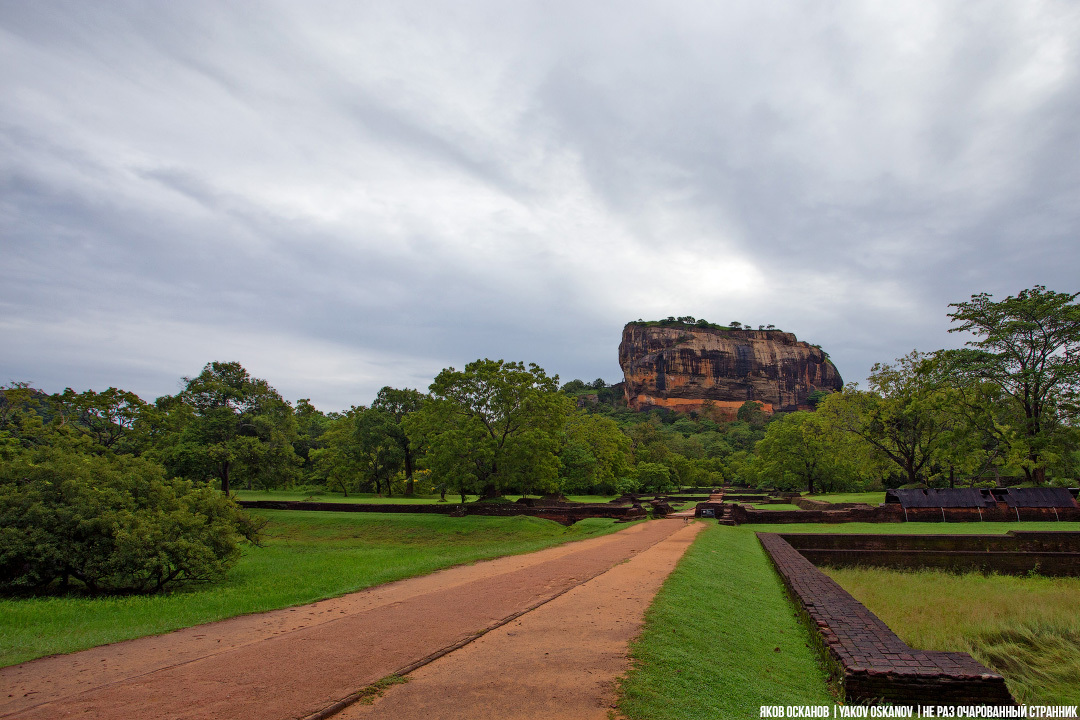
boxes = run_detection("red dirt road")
[1,519,701,720]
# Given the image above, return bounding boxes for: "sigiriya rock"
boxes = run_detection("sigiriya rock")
[618,321,843,418]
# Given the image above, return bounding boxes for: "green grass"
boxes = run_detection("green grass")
[234,489,479,504]
[804,492,886,504]
[0,510,633,668]
[618,524,834,719]
[235,490,620,505]
[751,503,803,511]
[824,566,1080,705]
[617,520,1079,718]
[564,494,618,503]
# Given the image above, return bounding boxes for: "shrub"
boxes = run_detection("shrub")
[0,449,258,594]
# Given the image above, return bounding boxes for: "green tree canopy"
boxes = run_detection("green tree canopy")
[405,359,571,500]
[559,411,632,494]
[372,386,425,496]
[820,351,951,487]
[167,362,300,494]
[944,286,1080,484]
[754,411,858,494]
[0,446,258,594]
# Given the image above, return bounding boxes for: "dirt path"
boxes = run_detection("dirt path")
[1,519,701,720]
[340,519,703,720]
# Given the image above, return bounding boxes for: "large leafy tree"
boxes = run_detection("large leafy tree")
[170,362,300,495]
[944,286,1080,484]
[372,387,425,496]
[0,446,257,594]
[406,359,571,500]
[754,411,857,494]
[51,387,148,455]
[559,411,632,494]
[292,398,331,483]
[820,351,952,487]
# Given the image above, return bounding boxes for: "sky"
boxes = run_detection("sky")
[2,1,1079,412]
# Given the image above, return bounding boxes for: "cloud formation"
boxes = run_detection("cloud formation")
[3,0,1078,409]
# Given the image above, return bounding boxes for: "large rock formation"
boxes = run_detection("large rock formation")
[619,322,843,417]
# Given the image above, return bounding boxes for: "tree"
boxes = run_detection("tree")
[0,446,259,594]
[634,462,673,493]
[820,352,951,487]
[372,387,425,496]
[292,398,331,482]
[559,411,632,494]
[51,387,148,455]
[354,407,405,496]
[172,362,300,495]
[944,286,1080,484]
[736,400,767,427]
[405,360,571,500]
[754,411,855,494]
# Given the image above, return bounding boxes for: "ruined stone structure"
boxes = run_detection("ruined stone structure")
[618,322,843,417]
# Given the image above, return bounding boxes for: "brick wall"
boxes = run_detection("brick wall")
[780,531,1080,576]
[237,500,646,525]
[757,533,1015,706]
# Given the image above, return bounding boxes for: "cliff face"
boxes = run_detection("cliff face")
[619,323,843,417]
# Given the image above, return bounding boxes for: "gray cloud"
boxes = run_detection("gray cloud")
[2,0,1078,409]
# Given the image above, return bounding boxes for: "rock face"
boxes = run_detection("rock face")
[619,322,843,417]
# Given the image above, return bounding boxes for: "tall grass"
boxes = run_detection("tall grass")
[825,566,1080,704]
[0,511,631,667]
[618,525,834,719]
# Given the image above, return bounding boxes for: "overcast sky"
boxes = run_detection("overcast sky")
[3,1,1078,411]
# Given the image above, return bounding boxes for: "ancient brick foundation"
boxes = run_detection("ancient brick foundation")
[701,501,1080,525]
[757,533,1016,706]
[777,531,1080,576]
[237,500,646,525]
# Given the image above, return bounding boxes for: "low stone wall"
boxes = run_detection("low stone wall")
[239,500,457,514]
[896,504,1080,522]
[715,501,1080,525]
[779,531,1080,576]
[237,500,646,525]
[757,533,1015,706]
[729,503,903,524]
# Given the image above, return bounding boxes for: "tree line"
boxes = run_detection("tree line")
[2,286,1077,593]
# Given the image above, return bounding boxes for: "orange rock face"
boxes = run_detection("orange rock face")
[618,323,843,417]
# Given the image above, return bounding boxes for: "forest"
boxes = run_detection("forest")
[2,286,1078,593]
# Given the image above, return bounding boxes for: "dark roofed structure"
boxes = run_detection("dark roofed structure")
[885,488,997,508]
[994,487,1079,508]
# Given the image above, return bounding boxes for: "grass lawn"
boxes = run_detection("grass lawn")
[234,489,479,503]
[751,503,803,511]
[565,494,619,504]
[825,566,1080,705]
[618,520,1078,718]
[234,490,620,505]
[618,524,834,719]
[0,510,633,668]
[804,491,887,504]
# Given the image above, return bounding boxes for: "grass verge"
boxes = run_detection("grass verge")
[234,490,478,503]
[0,511,633,668]
[825,566,1080,705]
[618,524,834,719]
[804,492,886,504]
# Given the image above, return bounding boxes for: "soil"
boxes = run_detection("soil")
[1,518,702,720]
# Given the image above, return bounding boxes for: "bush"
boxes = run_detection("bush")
[0,449,258,594]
